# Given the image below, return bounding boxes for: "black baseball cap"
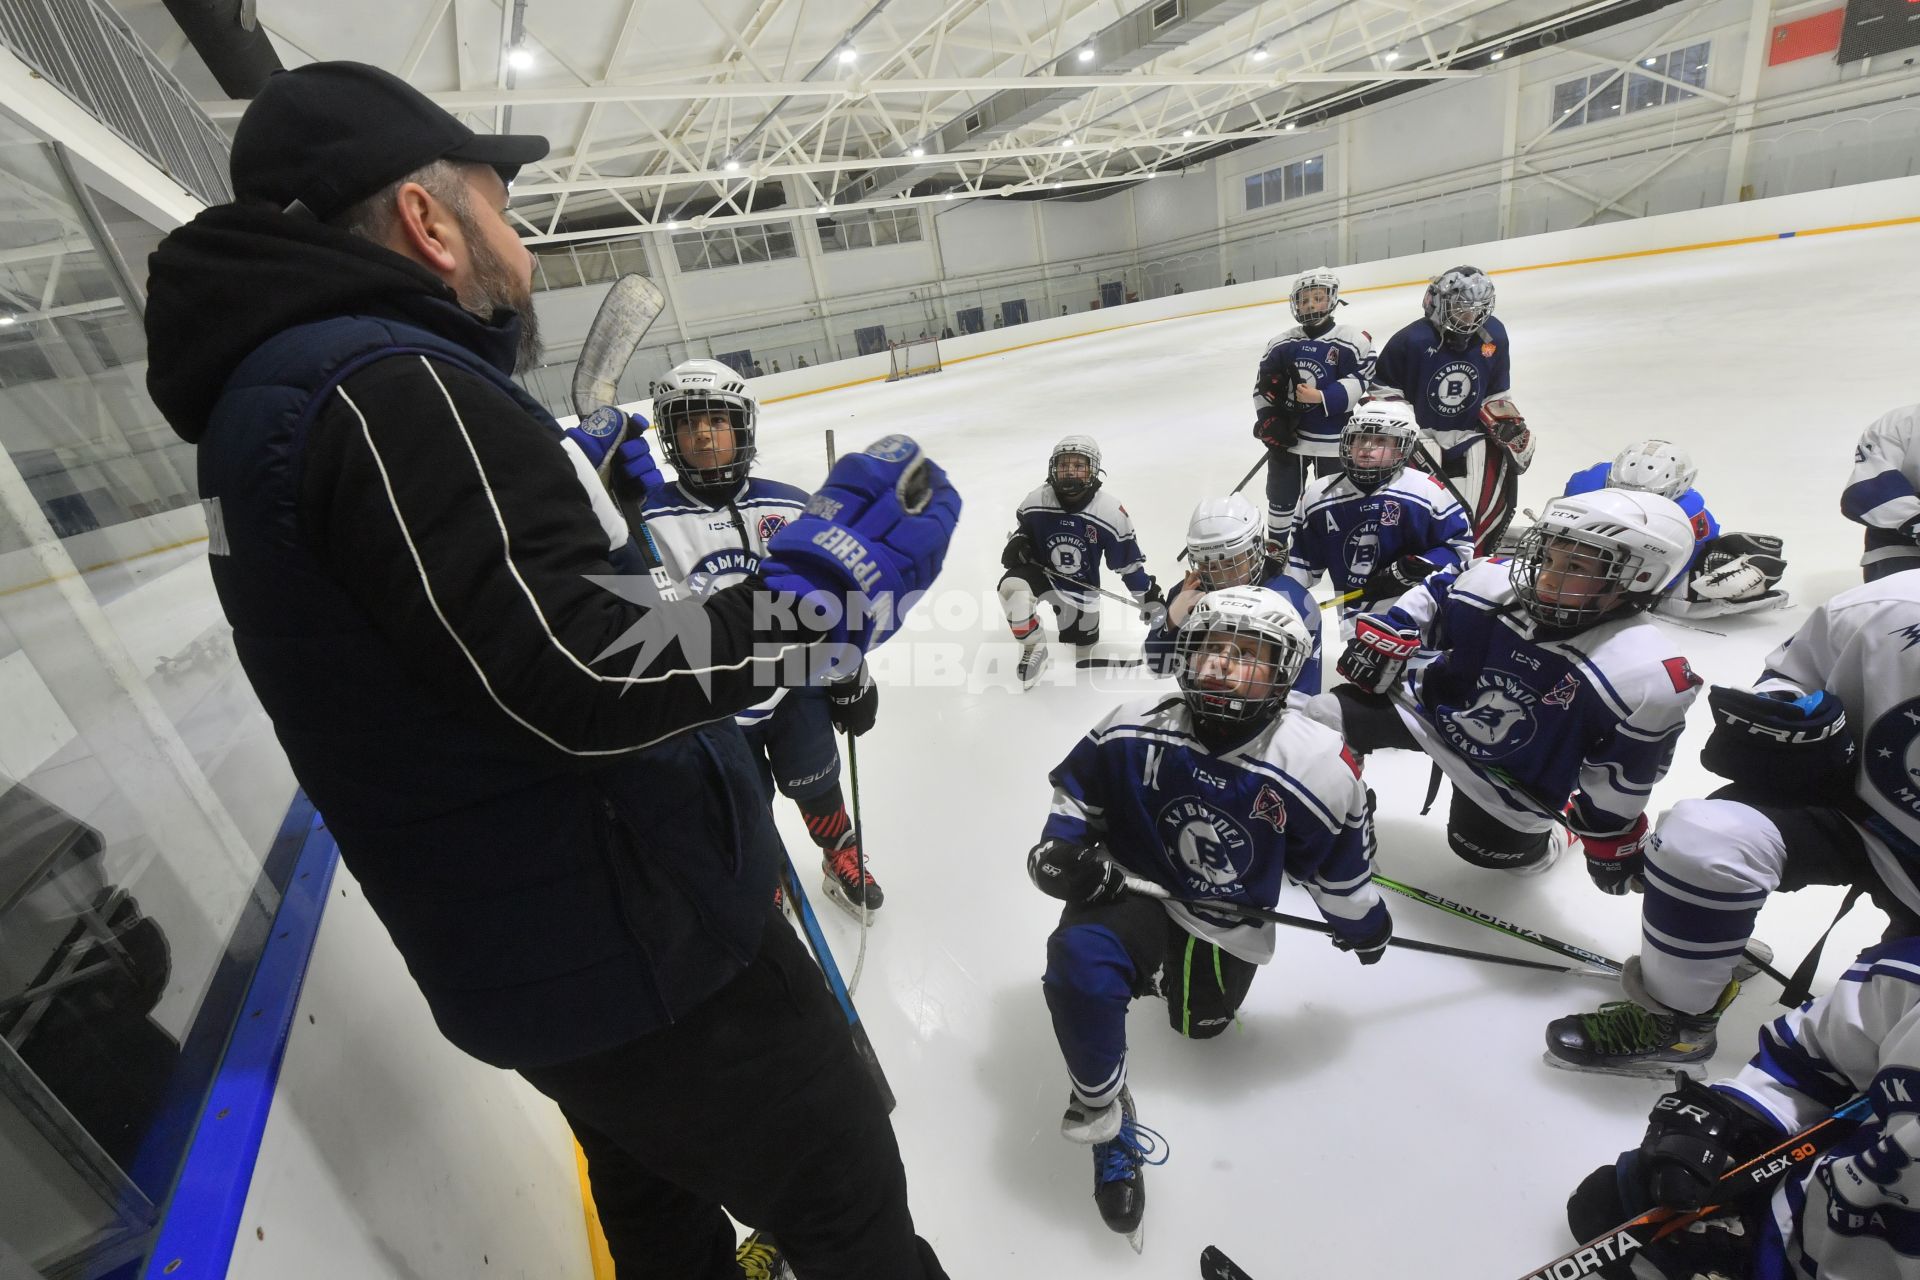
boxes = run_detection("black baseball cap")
[231,61,549,221]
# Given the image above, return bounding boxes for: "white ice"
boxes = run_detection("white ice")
[748,220,1920,1279]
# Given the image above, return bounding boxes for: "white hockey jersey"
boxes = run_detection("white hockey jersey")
[1840,403,1920,571]
[1718,936,1920,1280]
[1753,571,1920,917]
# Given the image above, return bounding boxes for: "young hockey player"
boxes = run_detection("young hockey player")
[1143,493,1323,694]
[1372,265,1531,553]
[1324,488,1698,877]
[1564,935,1920,1280]
[639,358,883,916]
[1030,586,1389,1245]
[1252,268,1376,557]
[1563,438,1788,617]
[999,435,1161,688]
[1841,402,1920,581]
[1284,400,1474,625]
[1547,573,1920,1076]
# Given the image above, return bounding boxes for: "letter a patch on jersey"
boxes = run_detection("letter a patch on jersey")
[1662,656,1701,693]
[1252,784,1288,833]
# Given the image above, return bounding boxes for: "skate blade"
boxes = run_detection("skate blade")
[1126,1226,1143,1255]
[820,877,878,921]
[1539,1048,1704,1080]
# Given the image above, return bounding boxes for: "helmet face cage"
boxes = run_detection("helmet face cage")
[1173,606,1309,730]
[1340,417,1416,490]
[1510,525,1647,629]
[1049,443,1099,501]
[657,391,758,489]
[1191,538,1262,590]
[1290,271,1339,327]
[1425,269,1495,340]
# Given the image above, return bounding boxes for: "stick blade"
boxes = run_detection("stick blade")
[571,273,665,415]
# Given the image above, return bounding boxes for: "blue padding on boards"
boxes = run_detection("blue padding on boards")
[141,807,340,1279]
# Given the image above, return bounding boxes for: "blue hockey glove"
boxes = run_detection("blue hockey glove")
[563,405,635,469]
[759,435,960,653]
[610,433,663,508]
[1026,838,1128,905]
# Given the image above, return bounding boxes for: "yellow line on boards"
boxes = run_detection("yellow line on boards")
[0,532,210,600]
[574,1143,617,1280]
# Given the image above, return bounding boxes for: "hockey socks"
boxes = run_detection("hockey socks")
[798,788,882,914]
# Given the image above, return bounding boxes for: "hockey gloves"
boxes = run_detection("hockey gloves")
[1252,403,1297,450]
[610,434,663,509]
[1331,912,1392,966]
[564,408,663,514]
[1336,617,1421,695]
[1001,530,1036,572]
[1478,395,1534,471]
[562,405,633,469]
[1689,534,1786,603]
[1361,555,1437,602]
[1137,582,1166,627]
[1579,813,1650,896]
[1026,838,1128,906]
[1700,686,1856,806]
[1635,1074,1782,1209]
[760,435,961,655]
[826,662,879,736]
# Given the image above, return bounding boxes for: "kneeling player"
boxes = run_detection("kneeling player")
[1547,574,1920,1076]
[999,435,1160,688]
[1563,936,1920,1280]
[1562,438,1787,618]
[1285,400,1473,625]
[1030,587,1388,1244]
[1325,489,1699,877]
[1144,493,1323,693]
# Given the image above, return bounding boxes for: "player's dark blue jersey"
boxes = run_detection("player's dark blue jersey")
[1253,322,1376,452]
[1564,462,1719,572]
[1373,316,1511,456]
[1287,468,1472,611]
[1142,574,1323,695]
[1014,483,1153,601]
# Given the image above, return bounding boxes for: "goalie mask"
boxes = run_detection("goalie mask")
[652,358,758,492]
[1510,489,1694,630]
[1608,439,1698,501]
[1340,401,1419,491]
[1048,434,1103,506]
[1174,586,1311,732]
[1290,268,1342,328]
[1185,495,1264,590]
[1423,266,1496,347]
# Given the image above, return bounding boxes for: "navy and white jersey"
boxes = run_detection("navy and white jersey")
[1042,695,1385,963]
[1377,558,1700,836]
[1286,467,1473,613]
[1143,573,1324,695]
[1841,404,1920,570]
[1565,461,1719,572]
[1253,321,1376,454]
[1752,572,1920,915]
[1372,316,1512,457]
[641,476,810,723]
[1715,936,1920,1280]
[1014,484,1153,601]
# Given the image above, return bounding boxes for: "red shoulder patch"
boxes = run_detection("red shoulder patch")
[1690,512,1712,541]
[1339,745,1363,778]
[1662,656,1701,693]
[1481,342,1497,357]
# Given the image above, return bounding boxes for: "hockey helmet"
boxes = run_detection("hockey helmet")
[1607,439,1698,501]
[1049,434,1103,504]
[1185,495,1265,590]
[1340,400,1420,491]
[1290,268,1342,327]
[1423,266,1495,344]
[651,358,758,491]
[1174,586,1311,732]
[1511,489,1694,630]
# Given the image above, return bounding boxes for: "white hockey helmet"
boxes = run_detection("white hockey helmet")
[1174,585,1312,732]
[1049,433,1102,503]
[1423,265,1495,345]
[1607,439,1698,501]
[651,358,758,489]
[1186,495,1265,590]
[1340,400,1420,490]
[1290,267,1342,327]
[1511,489,1694,629]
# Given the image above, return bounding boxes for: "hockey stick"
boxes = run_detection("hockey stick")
[1411,436,1477,539]
[1514,1094,1872,1280]
[1229,451,1271,496]
[1374,875,1623,974]
[781,851,896,1113]
[1201,1245,1253,1280]
[571,273,676,601]
[824,428,874,1000]
[1118,874,1615,979]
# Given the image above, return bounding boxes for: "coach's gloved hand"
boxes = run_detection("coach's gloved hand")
[1362,555,1437,601]
[1580,813,1651,895]
[760,435,961,653]
[1026,838,1128,905]
[827,662,879,736]
[562,405,634,469]
[610,433,664,507]
[1332,912,1392,965]
[1336,617,1421,695]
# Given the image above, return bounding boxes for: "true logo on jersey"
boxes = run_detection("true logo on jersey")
[1251,785,1288,833]
[1156,797,1251,891]
[1429,361,1480,418]
[1542,673,1580,708]
[1437,671,1539,760]
[1379,500,1402,528]
[1864,696,1920,823]
[757,513,788,542]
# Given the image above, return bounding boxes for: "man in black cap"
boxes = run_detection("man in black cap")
[143,61,954,1279]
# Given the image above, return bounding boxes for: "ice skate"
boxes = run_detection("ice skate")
[821,834,883,917]
[1018,641,1051,689]
[1507,823,1571,877]
[1089,1089,1167,1253]
[734,1230,793,1279]
[1544,958,1738,1077]
[1060,1087,1126,1144]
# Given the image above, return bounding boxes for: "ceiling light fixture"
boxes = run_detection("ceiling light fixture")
[0,315,15,327]
[1382,49,1399,64]
[1077,46,1094,63]
[1490,49,1504,61]
[909,146,925,158]
[1061,137,1075,148]
[1181,128,1194,138]
[839,46,857,64]
[723,157,740,171]
[1251,45,1269,62]
[1284,121,1296,131]
[506,46,533,71]
[666,220,679,229]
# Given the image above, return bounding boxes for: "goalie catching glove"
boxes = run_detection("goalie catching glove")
[1479,395,1534,472]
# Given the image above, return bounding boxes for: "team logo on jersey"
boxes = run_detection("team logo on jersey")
[1437,671,1539,760]
[1429,361,1480,418]
[1480,342,1497,358]
[1157,797,1252,890]
[1251,785,1288,833]
[1863,696,1920,822]
[1379,500,1403,528]
[1891,624,1920,653]
[1047,537,1086,576]
[1542,674,1580,708]
[687,548,761,598]
[1344,523,1382,581]
[756,513,788,542]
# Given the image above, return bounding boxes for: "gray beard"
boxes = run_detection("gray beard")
[459,228,543,373]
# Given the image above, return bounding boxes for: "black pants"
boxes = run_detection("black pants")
[999,563,1100,645]
[519,917,946,1280]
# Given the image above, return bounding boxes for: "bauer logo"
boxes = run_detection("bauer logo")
[1864,696,1920,822]
[1156,798,1251,890]
[865,435,916,463]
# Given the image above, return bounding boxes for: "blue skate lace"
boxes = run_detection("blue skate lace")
[1097,1116,1171,1184]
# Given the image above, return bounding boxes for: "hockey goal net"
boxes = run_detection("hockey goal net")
[887,336,943,381]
